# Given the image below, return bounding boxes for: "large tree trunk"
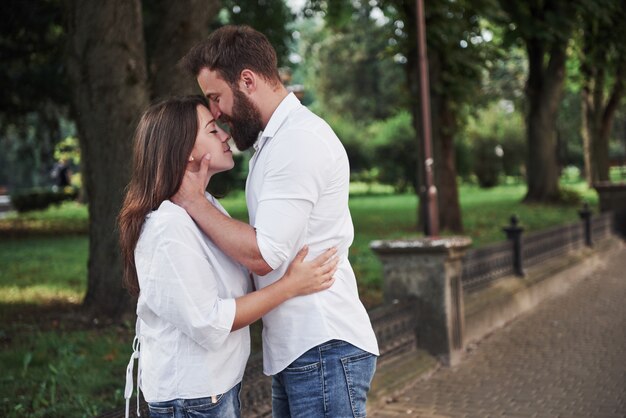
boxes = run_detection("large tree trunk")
[148,0,220,100]
[65,0,150,318]
[523,40,566,202]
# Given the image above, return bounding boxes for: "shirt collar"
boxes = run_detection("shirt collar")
[253,92,300,152]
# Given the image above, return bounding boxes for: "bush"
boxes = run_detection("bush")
[472,136,503,188]
[322,113,372,174]
[368,111,418,193]
[9,187,79,213]
[463,101,526,187]
[557,186,583,205]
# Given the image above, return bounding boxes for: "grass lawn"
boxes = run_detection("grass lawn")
[0,181,600,417]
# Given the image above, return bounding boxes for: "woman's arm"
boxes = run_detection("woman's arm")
[231,246,337,331]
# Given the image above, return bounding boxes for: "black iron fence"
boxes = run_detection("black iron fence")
[462,208,615,294]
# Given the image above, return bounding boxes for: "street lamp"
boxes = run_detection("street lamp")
[416,0,439,236]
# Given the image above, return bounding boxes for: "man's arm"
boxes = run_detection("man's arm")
[172,154,273,276]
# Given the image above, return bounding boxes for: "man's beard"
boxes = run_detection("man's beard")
[220,88,264,151]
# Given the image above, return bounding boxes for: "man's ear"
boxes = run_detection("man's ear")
[239,69,256,93]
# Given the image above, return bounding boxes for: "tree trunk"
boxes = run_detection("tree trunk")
[405,49,426,233]
[148,0,220,100]
[523,40,566,202]
[581,83,593,185]
[65,0,150,318]
[596,68,625,182]
[581,63,625,184]
[429,52,463,232]
[437,102,463,232]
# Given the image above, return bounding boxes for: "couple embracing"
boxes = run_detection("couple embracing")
[118,25,379,418]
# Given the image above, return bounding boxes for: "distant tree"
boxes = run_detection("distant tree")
[497,0,585,202]
[579,0,626,184]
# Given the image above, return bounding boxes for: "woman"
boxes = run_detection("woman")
[118,95,337,418]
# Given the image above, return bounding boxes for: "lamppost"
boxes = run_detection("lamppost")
[416,0,439,236]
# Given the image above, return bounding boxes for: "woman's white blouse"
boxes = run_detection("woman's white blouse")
[134,196,251,402]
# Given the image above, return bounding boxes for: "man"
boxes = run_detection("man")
[174,25,379,417]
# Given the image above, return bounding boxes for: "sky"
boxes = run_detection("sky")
[286,0,306,13]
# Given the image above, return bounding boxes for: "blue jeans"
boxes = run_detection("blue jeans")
[147,383,241,418]
[272,340,377,418]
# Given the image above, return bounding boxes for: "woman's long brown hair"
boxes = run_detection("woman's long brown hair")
[118,96,209,296]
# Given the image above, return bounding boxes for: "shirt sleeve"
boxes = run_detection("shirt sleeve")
[254,130,332,269]
[141,220,236,351]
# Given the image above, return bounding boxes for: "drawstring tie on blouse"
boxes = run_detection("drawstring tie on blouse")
[124,320,142,418]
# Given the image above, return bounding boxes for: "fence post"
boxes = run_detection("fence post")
[370,236,472,366]
[578,202,593,247]
[503,215,525,277]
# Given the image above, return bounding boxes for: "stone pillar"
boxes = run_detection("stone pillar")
[594,182,626,237]
[370,237,472,366]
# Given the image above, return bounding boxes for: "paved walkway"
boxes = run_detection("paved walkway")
[371,245,626,418]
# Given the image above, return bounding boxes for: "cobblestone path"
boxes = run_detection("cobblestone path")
[371,245,626,418]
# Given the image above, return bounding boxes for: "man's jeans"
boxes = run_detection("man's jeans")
[272,340,377,418]
[147,382,241,418]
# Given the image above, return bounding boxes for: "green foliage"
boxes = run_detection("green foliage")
[207,153,249,197]
[317,111,372,173]
[10,187,79,213]
[0,235,124,417]
[0,0,68,114]
[323,110,418,193]
[557,186,583,206]
[367,111,418,192]
[383,0,501,112]
[464,102,526,187]
[308,4,407,122]
[0,236,87,309]
[1,325,132,417]
[557,89,584,167]
[0,201,88,238]
[53,136,80,166]
[218,0,295,67]
[481,41,527,108]
[0,0,70,189]
[472,136,502,188]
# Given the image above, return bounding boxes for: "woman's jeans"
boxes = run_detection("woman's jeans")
[272,340,377,418]
[147,382,241,418]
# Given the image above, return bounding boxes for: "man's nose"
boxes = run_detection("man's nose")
[209,102,221,119]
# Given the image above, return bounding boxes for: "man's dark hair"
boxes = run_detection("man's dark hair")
[182,25,281,87]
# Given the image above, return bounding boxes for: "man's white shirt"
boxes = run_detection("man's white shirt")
[247,93,380,375]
